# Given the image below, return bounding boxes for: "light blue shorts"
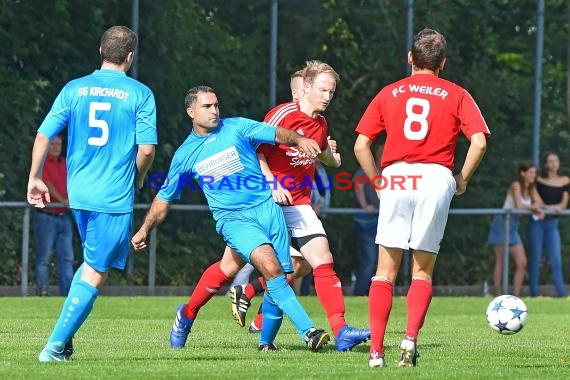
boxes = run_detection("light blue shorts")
[215,197,293,273]
[72,209,132,272]
[487,215,522,246]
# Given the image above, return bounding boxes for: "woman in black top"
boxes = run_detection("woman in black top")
[527,151,569,297]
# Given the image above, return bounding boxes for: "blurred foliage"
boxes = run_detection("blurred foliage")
[1,0,569,288]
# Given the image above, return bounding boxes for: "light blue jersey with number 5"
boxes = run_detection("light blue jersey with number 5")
[38,69,157,213]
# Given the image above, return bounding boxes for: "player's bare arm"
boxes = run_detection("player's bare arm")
[318,144,341,168]
[455,132,487,196]
[27,133,51,207]
[257,152,293,205]
[131,197,170,251]
[275,126,321,157]
[354,133,381,190]
[135,144,156,189]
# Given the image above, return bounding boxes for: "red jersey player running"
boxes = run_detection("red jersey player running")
[354,28,489,368]
[231,60,370,351]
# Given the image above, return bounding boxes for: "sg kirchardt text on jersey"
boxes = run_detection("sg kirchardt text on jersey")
[77,86,130,100]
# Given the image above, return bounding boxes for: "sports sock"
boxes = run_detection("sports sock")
[369,278,393,355]
[47,280,98,346]
[245,275,295,299]
[245,276,266,299]
[70,263,84,288]
[183,261,230,320]
[313,263,346,337]
[252,304,263,329]
[259,292,283,345]
[265,275,314,340]
[404,279,433,342]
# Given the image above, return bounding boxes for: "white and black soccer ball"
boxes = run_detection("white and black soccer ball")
[486,295,528,335]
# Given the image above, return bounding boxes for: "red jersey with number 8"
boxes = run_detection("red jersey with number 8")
[356,73,490,170]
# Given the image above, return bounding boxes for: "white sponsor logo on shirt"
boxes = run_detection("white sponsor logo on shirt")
[195,146,244,183]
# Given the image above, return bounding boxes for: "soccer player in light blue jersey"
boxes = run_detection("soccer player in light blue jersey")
[27,26,157,362]
[131,86,330,352]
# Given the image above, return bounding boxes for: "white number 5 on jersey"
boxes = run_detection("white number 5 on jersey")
[403,97,430,140]
[88,102,111,146]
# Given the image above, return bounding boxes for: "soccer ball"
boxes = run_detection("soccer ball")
[486,295,528,335]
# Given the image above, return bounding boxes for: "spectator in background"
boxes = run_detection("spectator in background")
[352,145,383,296]
[527,151,569,297]
[33,134,75,296]
[486,161,542,296]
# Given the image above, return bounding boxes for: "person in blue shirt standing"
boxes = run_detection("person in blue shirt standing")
[27,26,157,362]
[131,85,330,352]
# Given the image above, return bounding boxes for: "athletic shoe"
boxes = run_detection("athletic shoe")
[335,325,371,351]
[230,285,251,328]
[248,320,261,334]
[368,350,387,368]
[304,328,330,352]
[258,343,277,352]
[63,337,74,359]
[398,338,419,367]
[38,342,68,363]
[169,304,194,348]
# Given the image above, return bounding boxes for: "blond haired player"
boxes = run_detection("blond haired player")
[232,60,370,352]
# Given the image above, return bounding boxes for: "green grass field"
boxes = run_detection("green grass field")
[0,295,568,379]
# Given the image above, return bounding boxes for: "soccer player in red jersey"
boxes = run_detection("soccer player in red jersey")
[354,29,489,368]
[232,60,370,352]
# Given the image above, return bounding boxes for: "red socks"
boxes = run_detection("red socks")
[244,277,266,299]
[183,261,230,320]
[369,278,393,355]
[252,307,263,329]
[404,279,433,342]
[244,275,295,300]
[313,263,346,337]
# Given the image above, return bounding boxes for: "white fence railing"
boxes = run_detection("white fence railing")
[2,201,568,297]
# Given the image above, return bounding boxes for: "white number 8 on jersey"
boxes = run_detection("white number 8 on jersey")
[403,97,430,140]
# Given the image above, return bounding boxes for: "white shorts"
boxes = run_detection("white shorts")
[290,246,303,258]
[377,162,456,253]
[282,205,327,238]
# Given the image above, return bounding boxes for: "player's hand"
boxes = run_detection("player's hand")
[297,137,321,158]
[365,204,377,214]
[131,229,148,251]
[332,151,342,167]
[135,176,145,190]
[454,174,467,196]
[312,202,323,216]
[532,208,545,220]
[272,187,293,205]
[327,136,337,153]
[327,136,341,166]
[27,178,50,208]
